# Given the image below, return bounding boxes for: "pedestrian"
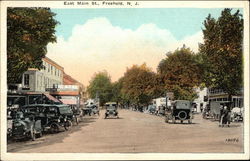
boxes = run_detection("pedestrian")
[219,104,224,126]
[221,106,230,127]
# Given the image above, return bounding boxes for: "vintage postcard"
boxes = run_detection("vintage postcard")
[0,0,249,160]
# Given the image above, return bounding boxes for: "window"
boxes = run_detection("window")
[44,62,46,71]
[24,74,29,86]
[48,64,50,72]
[51,66,53,74]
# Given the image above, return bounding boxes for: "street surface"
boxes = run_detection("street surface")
[8,109,243,153]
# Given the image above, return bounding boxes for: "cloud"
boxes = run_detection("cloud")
[47,17,203,86]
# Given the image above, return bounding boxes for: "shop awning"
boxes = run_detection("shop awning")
[60,99,77,105]
[43,93,60,103]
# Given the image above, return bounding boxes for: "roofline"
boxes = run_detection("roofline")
[43,56,64,71]
[63,72,83,86]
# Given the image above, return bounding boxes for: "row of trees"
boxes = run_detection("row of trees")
[87,8,243,106]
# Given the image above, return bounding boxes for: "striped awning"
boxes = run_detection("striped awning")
[43,93,60,103]
[60,99,77,105]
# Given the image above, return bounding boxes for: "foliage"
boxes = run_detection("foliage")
[7,7,59,83]
[87,71,113,106]
[199,8,243,96]
[110,79,123,103]
[121,63,160,105]
[158,45,202,101]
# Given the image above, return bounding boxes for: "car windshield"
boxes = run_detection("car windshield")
[58,106,72,114]
[107,105,116,110]
[176,101,191,109]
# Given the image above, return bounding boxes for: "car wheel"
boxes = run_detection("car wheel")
[64,120,72,131]
[50,123,59,133]
[178,111,187,121]
[75,117,79,125]
[165,116,169,123]
[30,126,36,141]
[36,131,43,138]
[172,117,176,124]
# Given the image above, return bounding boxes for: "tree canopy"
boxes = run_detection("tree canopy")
[199,8,243,96]
[87,71,113,105]
[121,63,160,105]
[7,7,59,83]
[158,46,202,100]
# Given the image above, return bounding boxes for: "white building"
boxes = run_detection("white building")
[22,57,64,92]
[193,87,208,113]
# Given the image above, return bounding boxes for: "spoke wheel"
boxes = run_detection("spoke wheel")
[30,126,36,141]
[64,120,72,131]
[50,123,59,133]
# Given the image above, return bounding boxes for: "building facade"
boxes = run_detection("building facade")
[193,87,208,113]
[22,57,64,92]
[49,72,85,108]
[207,88,243,108]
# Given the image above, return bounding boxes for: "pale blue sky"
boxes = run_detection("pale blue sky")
[51,8,243,40]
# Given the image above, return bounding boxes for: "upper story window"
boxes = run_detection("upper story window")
[51,66,53,74]
[48,64,50,72]
[24,74,29,86]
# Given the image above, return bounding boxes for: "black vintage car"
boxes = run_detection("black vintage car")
[21,104,74,133]
[104,102,119,119]
[165,100,193,124]
[11,111,42,141]
[70,105,84,125]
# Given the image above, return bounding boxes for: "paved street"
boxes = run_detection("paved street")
[8,109,243,153]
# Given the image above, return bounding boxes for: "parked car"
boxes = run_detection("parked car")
[202,104,211,119]
[203,101,232,121]
[158,105,166,116]
[147,105,156,114]
[230,107,243,122]
[165,100,193,124]
[70,105,84,125]
[11,111,42,141]
[91,105,100,116]
[21,104,73,133]
[104,102,119,119]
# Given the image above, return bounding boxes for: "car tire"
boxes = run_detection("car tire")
[165,116,169,123]
[50,123,59,133]
[64,120,72,131]
[30,126,36,141]
[172,117,176,124]
[75,117,79,125]
[178,111,187,120]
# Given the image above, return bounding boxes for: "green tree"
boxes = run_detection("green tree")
[199,8,243,98]
[7,7,59,83]
[121,63,160,105]
[158,46,202,100]
[110,78,123,104]
[87,71,113,106]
